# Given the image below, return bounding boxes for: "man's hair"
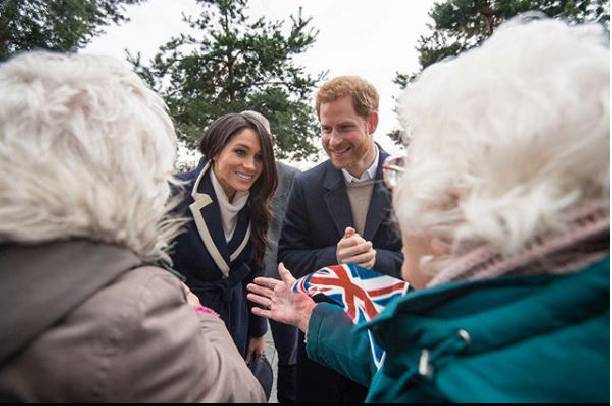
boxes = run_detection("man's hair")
[315,75,379,119]
[394,17,610,258]
[0,51,182,263]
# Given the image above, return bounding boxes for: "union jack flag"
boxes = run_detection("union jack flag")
[292,263,409,369]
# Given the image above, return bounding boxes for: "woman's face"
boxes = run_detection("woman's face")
[213,128,263,201]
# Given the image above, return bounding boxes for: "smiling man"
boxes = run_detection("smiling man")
[277,75,403,403]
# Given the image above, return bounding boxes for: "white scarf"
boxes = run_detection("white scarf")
[210,168,249,242]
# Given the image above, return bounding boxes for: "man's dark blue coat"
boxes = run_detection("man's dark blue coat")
[278,147,403,278]
[277,147,403,402]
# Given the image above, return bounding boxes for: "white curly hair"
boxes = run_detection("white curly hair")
[394,17,609,256]
[0,50,183,263]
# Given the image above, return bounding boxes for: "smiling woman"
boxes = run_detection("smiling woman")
[169,112,278,372]
[213,128,264,200]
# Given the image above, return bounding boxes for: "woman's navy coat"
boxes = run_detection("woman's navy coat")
[171,158,267,356]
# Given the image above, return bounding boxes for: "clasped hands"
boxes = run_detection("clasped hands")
[336,226,376,269]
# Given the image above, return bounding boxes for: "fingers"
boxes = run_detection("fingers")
[343,226,355,239]
[246,292,272,310]
[251,276,282,289]
[337,240,373,264]
[245,349,263,364]
[337,232,370,264]
[343,248,375,266]
[250,304,272,319]
[359,249,377,269]
[342,240,372,256]
[337,233,366,249]
[278,262,296,284]
[246,281,275,298]
[181,282,202,306]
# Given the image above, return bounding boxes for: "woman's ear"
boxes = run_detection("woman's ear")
[430,237,451,257]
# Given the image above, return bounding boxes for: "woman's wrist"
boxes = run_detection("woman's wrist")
[297,299,316,335]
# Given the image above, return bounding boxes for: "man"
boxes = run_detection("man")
[277,76,403,402]
[243,110,301,403]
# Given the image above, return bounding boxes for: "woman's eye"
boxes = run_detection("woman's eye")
[235,149,246,157]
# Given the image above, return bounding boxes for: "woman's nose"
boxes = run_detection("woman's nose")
[243,156,257,170]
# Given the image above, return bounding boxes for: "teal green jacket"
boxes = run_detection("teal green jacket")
[306,257,609,403]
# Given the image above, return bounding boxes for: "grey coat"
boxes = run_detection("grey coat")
[263,161,301,278]
[0,240,265,402]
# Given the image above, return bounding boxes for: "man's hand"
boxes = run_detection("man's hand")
[336,226,377,269]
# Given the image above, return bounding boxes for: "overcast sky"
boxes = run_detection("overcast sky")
[84,0,436,166]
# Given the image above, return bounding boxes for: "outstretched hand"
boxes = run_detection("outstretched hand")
[247,263,316,333]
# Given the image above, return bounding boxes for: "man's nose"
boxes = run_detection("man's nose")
[329,129,342,146]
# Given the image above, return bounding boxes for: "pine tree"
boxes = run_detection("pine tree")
[389,0,609,143]
[0,0,143,61]
[129,0,323,160]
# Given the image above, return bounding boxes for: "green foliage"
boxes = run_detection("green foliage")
[417,0,609,71]
[129,0,324,160]
[388,0,610,144]
[0,0,143,61]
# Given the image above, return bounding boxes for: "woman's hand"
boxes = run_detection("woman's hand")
[247,263,316,334]
[181,282,202,306]
[245,335,266,364]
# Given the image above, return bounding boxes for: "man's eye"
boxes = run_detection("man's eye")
[321,127,331,134]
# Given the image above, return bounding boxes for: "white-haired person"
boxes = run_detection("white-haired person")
[0,51,266,402]
[246,16,609,403]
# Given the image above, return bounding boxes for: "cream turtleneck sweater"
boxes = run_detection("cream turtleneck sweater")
[210,168,249,242]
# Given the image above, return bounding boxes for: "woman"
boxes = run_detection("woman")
[0,51,265,402]
[171,112,278,363]
[246,17,609,402]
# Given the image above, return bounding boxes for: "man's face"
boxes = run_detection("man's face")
[319,96,377,178]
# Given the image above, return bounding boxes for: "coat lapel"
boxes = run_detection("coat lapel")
[364,148,393,241]
[323,163,353,238]
[188,161,231,277]
[228,206,251,262]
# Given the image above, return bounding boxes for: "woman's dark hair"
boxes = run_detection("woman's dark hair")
[199,112,278,265]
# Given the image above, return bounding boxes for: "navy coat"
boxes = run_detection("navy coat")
[170,158,267,356]
[278,147,403,279]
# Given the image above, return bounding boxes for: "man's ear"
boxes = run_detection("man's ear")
[368,111,379,134]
